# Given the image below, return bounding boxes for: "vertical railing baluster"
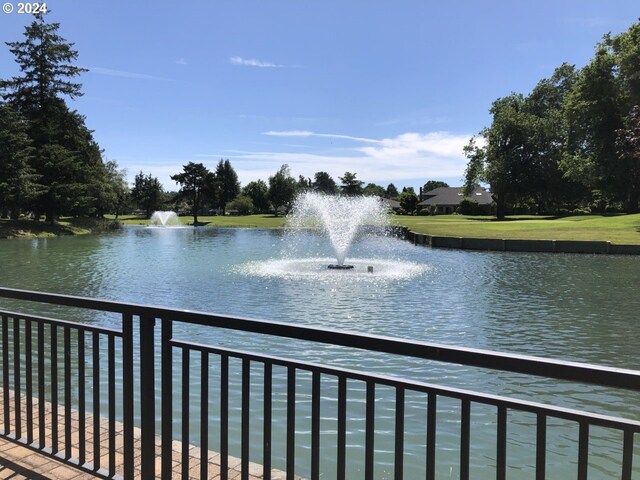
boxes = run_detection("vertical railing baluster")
[13,316,22,440]
[427,392,437,480]
[37,321,44,449]
[497,406,507,480]
[122,314,134,479]
[108,334,116,476]
[337,376,346,480]
[460,398,470,480]
[78,329,86,466]
[394,386,405,480]
[181,347,190,479]
[311,371,320,480]
[51,324,58,453]
[2,315,9,435]
[241,357,250,480]
[263,362,273,480]
[365,381,375,480]
[139,315,156,479]
[221,354,229,480]
[92,331,100,471]
[621,429,634,480]
[535,413,546,480]
[286,366,296,480]
[160,317,173,480]
[25,319,33,444]
[64,326,71,459]
[200,351,209,480]
[577,422,589,480]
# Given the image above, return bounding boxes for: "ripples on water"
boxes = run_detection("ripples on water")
[1,227,640,478]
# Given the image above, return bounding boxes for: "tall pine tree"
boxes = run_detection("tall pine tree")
[1,13,108,221]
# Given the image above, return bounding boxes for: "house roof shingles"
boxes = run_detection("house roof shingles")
[418,187,492,206]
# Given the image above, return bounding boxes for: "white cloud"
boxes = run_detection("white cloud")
[227,130,474,185]
[230,56,280,68]
[175,58,189,65]
[122,131,475,190]
[86,66,172,81]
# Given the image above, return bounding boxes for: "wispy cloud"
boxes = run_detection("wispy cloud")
[175,58,189,65]
[230,56,283,68]
[263,130,380,144]
[85,66,172,81]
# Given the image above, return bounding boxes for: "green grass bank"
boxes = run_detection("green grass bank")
[2,214,639,246]
[391,214,640,245]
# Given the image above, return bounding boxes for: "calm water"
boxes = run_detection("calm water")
[1,226,639,479]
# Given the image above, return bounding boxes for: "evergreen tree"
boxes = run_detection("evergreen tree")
[214,159,240,215]
[312,171,337,194]
[0,103,40,218]
[0,13,107,222]
[385,183,399,198]
[339,171,364,195]
[131,171,164,218]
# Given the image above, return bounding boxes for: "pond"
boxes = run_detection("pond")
[1,226,639,478]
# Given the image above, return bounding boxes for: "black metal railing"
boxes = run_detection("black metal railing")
[0,286,639,479]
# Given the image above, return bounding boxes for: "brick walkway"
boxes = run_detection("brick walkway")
[0,389,292,479]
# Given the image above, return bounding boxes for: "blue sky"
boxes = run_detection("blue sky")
[1,1,638,192]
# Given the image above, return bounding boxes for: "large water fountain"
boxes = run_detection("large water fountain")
[149,211,180,227]
[288,192,389,268]
[239,192,427,280]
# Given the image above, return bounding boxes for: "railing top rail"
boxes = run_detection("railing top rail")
[1,286,639,391]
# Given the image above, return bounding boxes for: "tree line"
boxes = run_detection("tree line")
[463,20,640,219]
[140,163,419,224]
[0,13,446,224]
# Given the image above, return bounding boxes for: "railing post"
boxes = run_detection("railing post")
[161,318,173,479]
[122,314,134,479]
[140,315,156,479]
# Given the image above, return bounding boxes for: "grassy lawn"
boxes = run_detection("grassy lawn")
[115,214,287,228]
[391,214,640,244]
[4,213,640,244]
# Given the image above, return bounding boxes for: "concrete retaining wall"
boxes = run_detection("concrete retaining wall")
[609,244,640,255]
[554,240,610,254]
[403,230,640,255]
[504,239,556,252]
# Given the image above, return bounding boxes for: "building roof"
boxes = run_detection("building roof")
[382,198,401,209]
[418,187,493,206]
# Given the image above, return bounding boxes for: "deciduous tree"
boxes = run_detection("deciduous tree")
[171,162,213,224]
[268,164,297,215]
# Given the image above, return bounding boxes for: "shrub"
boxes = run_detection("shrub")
[226,195,254,215]
[458,197,480,215]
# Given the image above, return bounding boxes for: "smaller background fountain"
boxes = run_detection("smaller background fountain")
[149,211,180,227]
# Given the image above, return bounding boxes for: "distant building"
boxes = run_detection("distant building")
[418,187,493,214]
[381,197,401,211]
